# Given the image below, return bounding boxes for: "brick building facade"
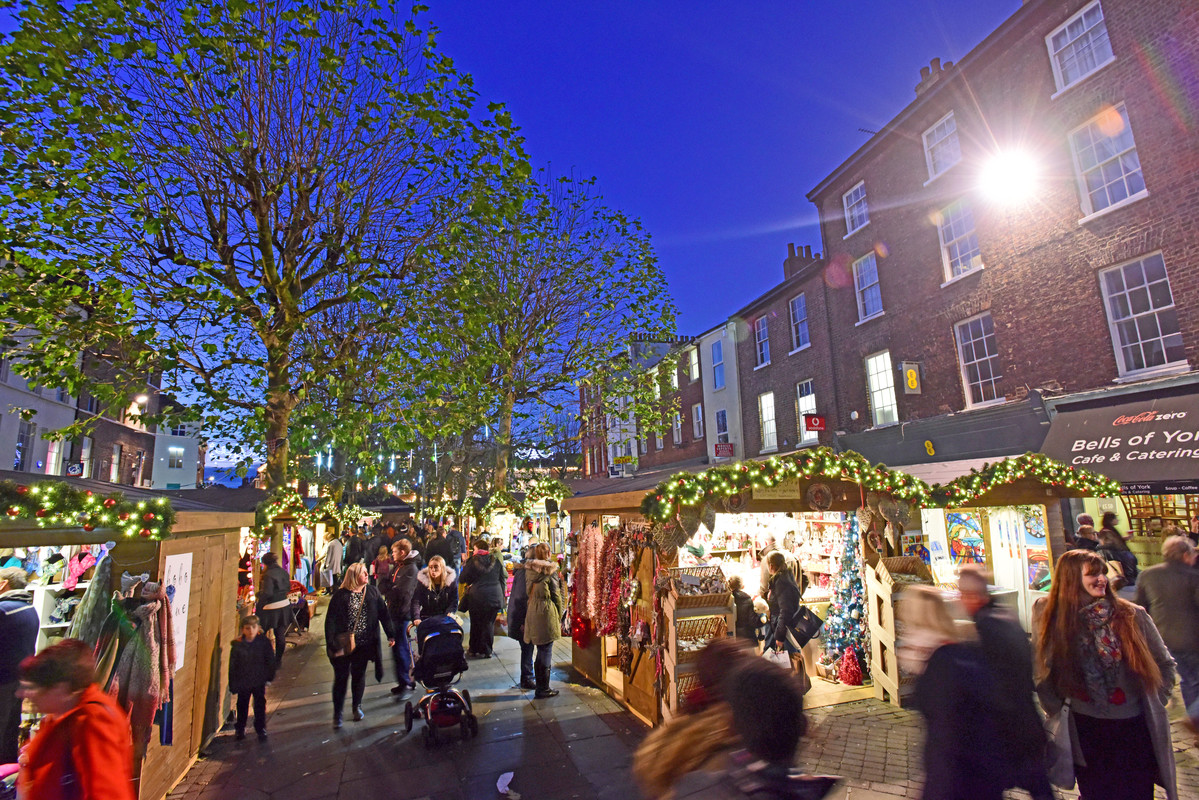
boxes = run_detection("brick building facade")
[580,0,1199,484]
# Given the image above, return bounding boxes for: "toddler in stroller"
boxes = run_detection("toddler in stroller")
[404,615,478,746]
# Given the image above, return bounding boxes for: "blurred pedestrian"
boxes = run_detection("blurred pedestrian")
[229,615,274,741]
[255,552,292,668]
[325,563,395,729]
[524,543,564,698]
[899,585,1006,800]
[633,638,755,799]
[1135,535,1199,736]
[321,531,343,595]
[413,555,458,622]
[342,528,366,572]
[17,639,135,799]
[1034,549,1177,800]
[1099,511,1127,543]
[668,652,839,799]
[370,544,393,591]
[506,551,536,690]
[958,567,1052,800]
[459,537,507,658]
[1098,528,1139,587]
[0,566,36,764]
[386,539,420,695]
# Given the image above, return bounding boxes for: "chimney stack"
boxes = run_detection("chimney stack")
[783,243,823,280]
[915,57,952,97]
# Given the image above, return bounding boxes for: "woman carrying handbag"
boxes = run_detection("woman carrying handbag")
[1034,549,1177,800]
[325,563,395,729]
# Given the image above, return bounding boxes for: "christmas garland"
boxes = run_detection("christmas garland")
[640,447,932,523]
[0,479,175,539]
[252,490,366,538]
[933,452,1121,507]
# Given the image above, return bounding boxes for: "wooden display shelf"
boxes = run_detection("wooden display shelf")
[864,556,934,708]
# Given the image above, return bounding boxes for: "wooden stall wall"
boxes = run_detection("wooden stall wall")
[623,544,660,727]
[108,520,242,800]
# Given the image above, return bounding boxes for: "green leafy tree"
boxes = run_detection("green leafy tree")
[0,0,526,509]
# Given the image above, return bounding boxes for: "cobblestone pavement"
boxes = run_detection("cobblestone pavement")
[169,603,1199,800]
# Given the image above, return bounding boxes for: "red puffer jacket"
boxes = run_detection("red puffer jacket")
[20,684,136,800]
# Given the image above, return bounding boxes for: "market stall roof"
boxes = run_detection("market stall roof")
[932,452,1121,507]
[1042,384,1199,494]
[0,470,225,511]
[361,501,415,515]
[900,458,994,487]
[563,457,710,513]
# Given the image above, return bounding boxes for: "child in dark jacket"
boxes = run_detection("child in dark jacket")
[229,615,276,741]
[728,576,760,644]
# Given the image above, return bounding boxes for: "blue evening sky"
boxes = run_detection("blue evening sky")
[427,1,1019,335]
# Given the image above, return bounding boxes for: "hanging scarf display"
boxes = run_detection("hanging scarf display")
[107,582,177,746]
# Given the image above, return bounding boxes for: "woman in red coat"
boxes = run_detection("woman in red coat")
[17,639,135,800]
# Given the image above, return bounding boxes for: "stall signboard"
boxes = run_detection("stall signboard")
[752,481,802,500]
[162,552,192,673]
[714,443,735,458]
[1042,392,1199,491]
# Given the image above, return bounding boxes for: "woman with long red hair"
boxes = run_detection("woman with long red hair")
[1034,549,1177,800]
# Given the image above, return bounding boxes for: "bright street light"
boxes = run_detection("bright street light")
[979,150,1039,206]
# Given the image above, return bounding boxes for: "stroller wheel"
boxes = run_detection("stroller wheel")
[404,702,413,734]
[460,717,470,740]
[462,689,471,711]
[423,725,434,749]
[468,714,478,737]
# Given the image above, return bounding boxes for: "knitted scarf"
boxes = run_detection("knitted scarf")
[1078,598,1124,706]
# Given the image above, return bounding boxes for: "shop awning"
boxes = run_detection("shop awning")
[1041,392,1199,494]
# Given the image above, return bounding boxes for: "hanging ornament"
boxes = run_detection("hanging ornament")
[139,528,153,538]
[35,508,47,518]
[142,512,155,522]
[119,512,130,521]
[103,497,117,508]
[83,523,95,532]
[16,485,28,495]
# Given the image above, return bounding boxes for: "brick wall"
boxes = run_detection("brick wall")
[637,345,707,469]
[806,0,1199,435]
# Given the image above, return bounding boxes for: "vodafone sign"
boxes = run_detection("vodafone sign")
[1042,392,1199,493]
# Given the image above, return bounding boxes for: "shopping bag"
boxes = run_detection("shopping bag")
[792,651,813,695]
[789,606,825,648]
[762,648,791,669]
[493,613,507,636]
[1045,701,1076,789]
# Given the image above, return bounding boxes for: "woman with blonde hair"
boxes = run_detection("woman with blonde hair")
[898,585,1006,800]
[324,562,395,729]
[413,555,458,622]
[1034,549,1176,800]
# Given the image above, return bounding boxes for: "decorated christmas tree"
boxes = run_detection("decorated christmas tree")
[819,514,870,683]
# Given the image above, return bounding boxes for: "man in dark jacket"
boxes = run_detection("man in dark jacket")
[256,553,293,668]
[425,527,456,567]
[0,566,38,763]
[1135,535,1199,731]
[958,566,1052,800]
[447,524,467,569]
[342,529,366,572]
[386,539,420,694]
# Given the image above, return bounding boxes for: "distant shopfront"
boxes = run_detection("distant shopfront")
[1041,377,1199,559]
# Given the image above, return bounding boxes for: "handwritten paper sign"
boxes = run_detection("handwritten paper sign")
[162,553,193,672]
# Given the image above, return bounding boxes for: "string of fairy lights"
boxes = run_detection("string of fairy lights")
[639,447,933,523]
[934,452,1121,507]
[253,488,366,538]
[0,480,176,539]
[639,448,1120,524]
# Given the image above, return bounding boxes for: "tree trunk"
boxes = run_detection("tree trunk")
[263,344,296,555]
[493,388,516,493]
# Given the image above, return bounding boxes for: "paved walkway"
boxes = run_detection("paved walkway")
[169,604,1199,800]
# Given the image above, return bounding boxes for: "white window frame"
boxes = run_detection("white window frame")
[922,111,961,181]
[672,413,682,445]
[936,199,983,283]
[639,430,648,454]
[1098,253,1187,378]
[692,403,704,439]
[687,348,700,382]
[789,294,810,353]
[715,410,729,444]
[168,446,185,470]
[711,340,725,390]
[853,253,883,322]
[110,443,123,483]
[1046,0,1115,94]
[1069,103,1147,220]
[842,181,869,236]
[758,392,777,453]
[954,312,1005,408]
[864,351,899,428]
[670,365,679,390]
[753,317,771,367]
[796,380,817,446]
[656,430,664,450]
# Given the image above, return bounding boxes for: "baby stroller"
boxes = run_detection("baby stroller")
[404,615,478,747]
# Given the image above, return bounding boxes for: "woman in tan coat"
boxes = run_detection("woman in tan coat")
[523,543,564,698]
